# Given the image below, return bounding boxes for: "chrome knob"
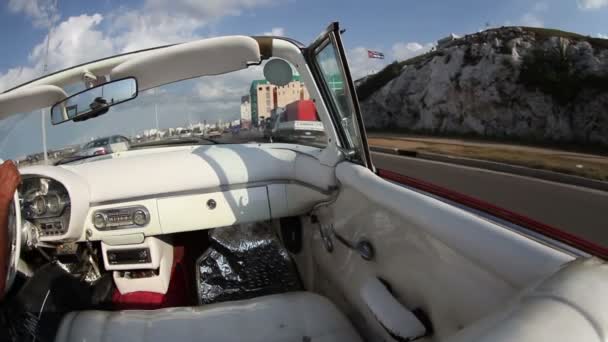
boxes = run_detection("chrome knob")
[93,213,107,229]
[132,210,148,226]
[207,199,217,210]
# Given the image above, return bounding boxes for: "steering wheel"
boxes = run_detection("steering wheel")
[4,190,21,295]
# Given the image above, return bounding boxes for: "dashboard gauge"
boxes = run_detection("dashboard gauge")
[20,176,71,238]
[31,195,47,216]
[46,194,63,214]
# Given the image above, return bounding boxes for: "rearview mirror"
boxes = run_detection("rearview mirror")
[51,77,138,125]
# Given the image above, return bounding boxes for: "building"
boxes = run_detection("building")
[249,80,268,127]
[437,33,460,48]
[240,95,252,129]
[248,76,310,126]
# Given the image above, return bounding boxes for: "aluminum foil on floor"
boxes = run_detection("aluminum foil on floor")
[196,223,301,304]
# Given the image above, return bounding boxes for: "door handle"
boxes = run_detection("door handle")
[318,223,375,260]
[360,277,429,341]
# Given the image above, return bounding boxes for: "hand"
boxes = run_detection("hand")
[0,161,20,207]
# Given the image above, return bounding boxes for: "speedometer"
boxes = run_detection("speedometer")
[20,176,71,238]
[31,195,47,216]
[46,193,64,215]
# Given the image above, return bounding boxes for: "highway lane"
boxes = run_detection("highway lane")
[372,152,608,246]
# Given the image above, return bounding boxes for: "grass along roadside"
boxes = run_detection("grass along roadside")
[368,137,608,182]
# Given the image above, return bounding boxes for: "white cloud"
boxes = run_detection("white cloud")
[194,65,264,112]
[577,0,608,10]
[31,14,115,72]
[520,12,544,27]
[334,42,436,81]
[0,14,114,92]
[8,0,59,28]
[346,47,389,80]
[109,0,281,52]
[0,66,40,93]
[109,11,203,53]
[392,42,434,61]
[0,0,282,92]
[597,33,608,39]
[145,0,278,20]
[262,27,285,36]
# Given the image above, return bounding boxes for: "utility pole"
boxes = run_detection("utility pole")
[154,88,160,138]
[155,102,159,130]
[40,12,54,165]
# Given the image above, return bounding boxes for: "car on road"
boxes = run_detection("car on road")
[206,129,222,138]
[180,129,193,138]
[78,135,131,157]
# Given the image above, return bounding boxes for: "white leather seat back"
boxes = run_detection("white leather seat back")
[55,292,362,342]
[447,258,608,342]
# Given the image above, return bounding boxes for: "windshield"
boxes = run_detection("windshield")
[0,60,327,165]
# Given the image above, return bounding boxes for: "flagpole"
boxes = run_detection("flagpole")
[366,49,385,77]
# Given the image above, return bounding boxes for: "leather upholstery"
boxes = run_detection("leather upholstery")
[55,292,362,342]
[447,258,608,342]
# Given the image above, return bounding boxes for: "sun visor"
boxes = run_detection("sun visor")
[111,36,262,91]
[0,85,68,120]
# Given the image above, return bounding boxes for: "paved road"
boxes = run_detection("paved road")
[219,131,608,246]
[372,152,608,246]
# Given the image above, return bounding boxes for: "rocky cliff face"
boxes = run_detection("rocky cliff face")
[359,27,608,147]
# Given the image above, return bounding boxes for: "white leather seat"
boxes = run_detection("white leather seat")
[447,258,608,342]
[54,292,362,342]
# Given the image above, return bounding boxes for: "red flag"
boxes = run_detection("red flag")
[367,50,385,59]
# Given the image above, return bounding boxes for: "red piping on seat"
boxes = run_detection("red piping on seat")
[377,168,608,260]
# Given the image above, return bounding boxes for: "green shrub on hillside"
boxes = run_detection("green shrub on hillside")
[356,50,440,101]
[519,45,608,104]
[356,62,403,101]
[355,27,608,102]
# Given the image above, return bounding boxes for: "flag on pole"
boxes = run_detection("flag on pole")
[367,50,385,59]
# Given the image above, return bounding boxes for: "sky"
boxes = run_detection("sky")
[0,0,607,159]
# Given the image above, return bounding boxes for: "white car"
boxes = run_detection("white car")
[0,22,604,342]
[77,135,131,157]
[206,129,222,138]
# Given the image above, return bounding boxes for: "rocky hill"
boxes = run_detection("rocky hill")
[358,27,608,147]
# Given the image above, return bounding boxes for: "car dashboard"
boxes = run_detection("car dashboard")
[18,144,335,245]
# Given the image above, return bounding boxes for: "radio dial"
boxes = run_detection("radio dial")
[133,210,148,226]
[93,213,107,229]
[93,206,149,230]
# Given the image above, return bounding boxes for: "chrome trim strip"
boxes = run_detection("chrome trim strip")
[89,180,333,207]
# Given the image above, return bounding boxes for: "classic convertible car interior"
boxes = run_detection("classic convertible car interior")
[0,23,607,342]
